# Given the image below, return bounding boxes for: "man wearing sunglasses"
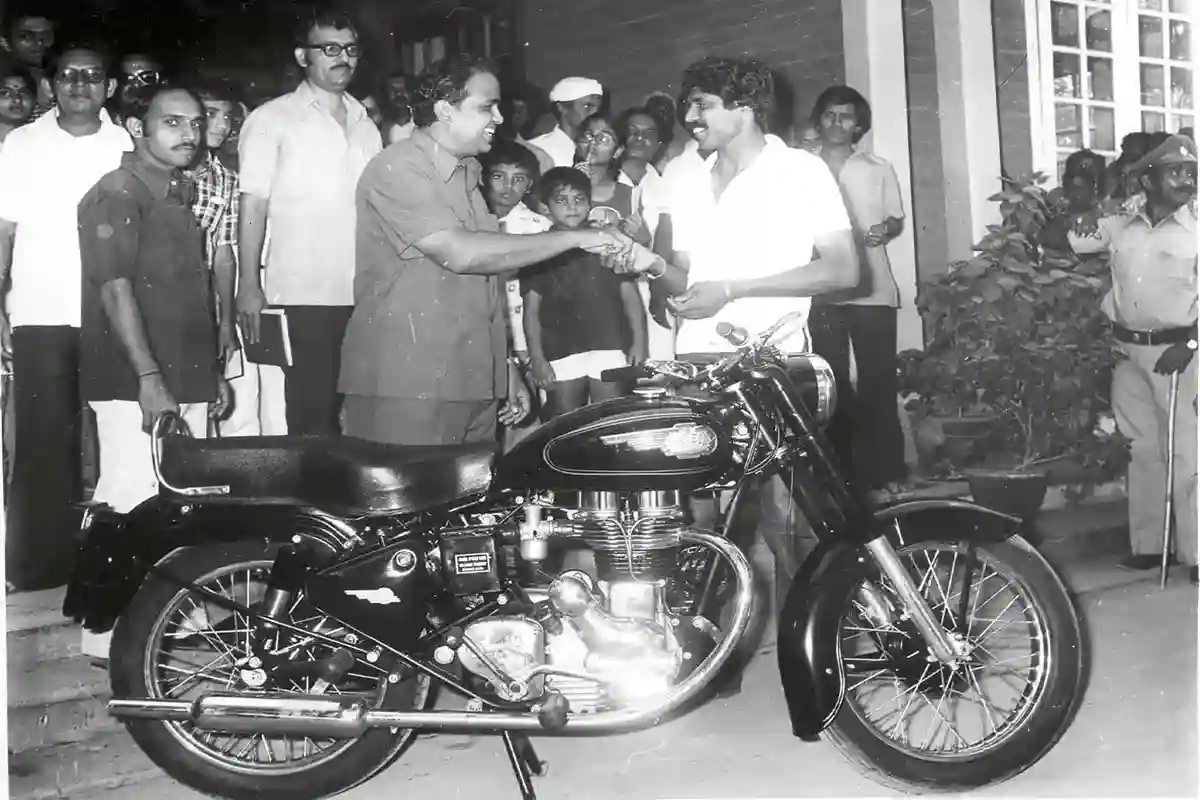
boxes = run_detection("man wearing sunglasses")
[236,5,381,436]
[0,41,132,592]
[116,52,164,108]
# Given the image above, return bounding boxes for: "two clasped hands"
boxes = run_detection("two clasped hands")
[578,222,728,320]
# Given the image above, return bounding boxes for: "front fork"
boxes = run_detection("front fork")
[860,530,965,664]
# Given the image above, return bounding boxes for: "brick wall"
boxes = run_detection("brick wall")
[903,0,949,282]
[993,0,1034,180]
[518,0,845,137]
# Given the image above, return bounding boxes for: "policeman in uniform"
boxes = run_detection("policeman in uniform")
[1070,134,1198,584]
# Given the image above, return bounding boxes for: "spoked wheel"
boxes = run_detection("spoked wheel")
[111,541,433,800]
[825,536,1085,791]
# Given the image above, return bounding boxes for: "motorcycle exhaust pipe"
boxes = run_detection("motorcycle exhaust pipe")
[111,530,753,738]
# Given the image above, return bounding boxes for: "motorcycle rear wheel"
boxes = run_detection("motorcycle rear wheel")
[824,535,1086,792]
[110,540,432,800]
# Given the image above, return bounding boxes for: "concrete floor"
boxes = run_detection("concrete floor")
[96,560,1197,800]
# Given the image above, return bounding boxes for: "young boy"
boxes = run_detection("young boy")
[523,167,647,420]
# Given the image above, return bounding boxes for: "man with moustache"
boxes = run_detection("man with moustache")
[611,57,857,678]
[339,54,634,446]
[236,5,381,435]
[0,41,132,591]
[77,86,230,660]
[1070,134,1198,585]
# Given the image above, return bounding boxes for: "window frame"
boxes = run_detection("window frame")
[1026,0,1197,182]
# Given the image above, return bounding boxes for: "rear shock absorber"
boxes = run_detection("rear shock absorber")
[259,546,309,648]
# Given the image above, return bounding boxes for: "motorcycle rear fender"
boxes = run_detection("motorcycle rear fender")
[776,499,1025,742]
[62,498,358,633]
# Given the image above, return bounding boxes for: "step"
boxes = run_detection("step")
[8,684,125,751]
[6,586,70,634]
[8,618,81,667]
[8,655,111,710]
[8,728,162,800]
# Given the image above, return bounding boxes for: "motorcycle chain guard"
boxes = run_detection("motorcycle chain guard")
[776,500,1024,741]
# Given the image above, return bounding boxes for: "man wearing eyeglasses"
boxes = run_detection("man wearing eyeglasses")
[115,52,163,108]
[0,41,131,591]
[235,5,381,436]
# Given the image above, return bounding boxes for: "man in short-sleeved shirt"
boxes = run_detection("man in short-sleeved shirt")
[0,43,131,591]
[77,87,228,661]
[807,85,909,494]
[1070,134,1197,581]
[615,57,858,655]
[339,55,636,446]
[235,9,382,435]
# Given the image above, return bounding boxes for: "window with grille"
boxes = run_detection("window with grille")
[1032,0,1195,178]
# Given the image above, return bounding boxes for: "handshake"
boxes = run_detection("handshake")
[577,224,664,277]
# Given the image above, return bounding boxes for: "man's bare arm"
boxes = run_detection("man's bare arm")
[415,227,622,276]
[99,278,160,376]
[0,218,15,292]
[237,194,268,295]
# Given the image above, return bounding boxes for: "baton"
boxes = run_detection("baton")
[1160,370,1180,589]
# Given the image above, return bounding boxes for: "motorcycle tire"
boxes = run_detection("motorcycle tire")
[110,540,433,800]
[823,534,1086,792]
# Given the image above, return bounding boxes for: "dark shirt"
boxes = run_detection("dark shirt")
[339,128,506,402]
[78,151,218,403]
[522,248,633,361]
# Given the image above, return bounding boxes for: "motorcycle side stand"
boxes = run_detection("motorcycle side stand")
[502,732,548,799]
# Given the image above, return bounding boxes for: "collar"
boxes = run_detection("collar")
[702,133,788,172]
[1129,199,1197,233]
[122,149,185,201]
[292,80,367,123]
[34,105,125,140]
[411,128,481,184]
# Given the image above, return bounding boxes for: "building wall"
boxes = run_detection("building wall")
[903,0,949,282]
[518,0,845,137]
[993,0,1034,180]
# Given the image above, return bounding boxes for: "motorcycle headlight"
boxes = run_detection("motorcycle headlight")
[784,354,838,426]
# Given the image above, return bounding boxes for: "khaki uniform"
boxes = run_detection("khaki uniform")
[1072,202,1198,564]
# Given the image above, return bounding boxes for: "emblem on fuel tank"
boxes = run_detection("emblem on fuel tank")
[346,588,403,605]
[599,423,719,460]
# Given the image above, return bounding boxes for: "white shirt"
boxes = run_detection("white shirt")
[239,82,382,306]
[527,125,576,168]
[499,202,553,352]
[828,148,905,307]
[664,134,851,354]
[0,110,132,328]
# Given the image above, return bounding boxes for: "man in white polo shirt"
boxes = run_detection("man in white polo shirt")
[615,56,858,643]
[528,76,603,168]
[235,6,382,435]
[0,41,131,591]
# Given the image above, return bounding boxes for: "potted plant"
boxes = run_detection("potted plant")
[899,173,1130,519]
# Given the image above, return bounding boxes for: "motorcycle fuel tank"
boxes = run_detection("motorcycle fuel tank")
[493,395,732,491]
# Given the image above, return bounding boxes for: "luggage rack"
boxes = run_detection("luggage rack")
[150,412,231,497]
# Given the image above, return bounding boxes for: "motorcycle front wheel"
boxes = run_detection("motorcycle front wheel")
[109,540,433,800]
[824,535,1086,792]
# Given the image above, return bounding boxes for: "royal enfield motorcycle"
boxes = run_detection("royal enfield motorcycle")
[64,314,1086,800]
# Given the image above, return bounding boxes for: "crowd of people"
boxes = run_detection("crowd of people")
[0,4,1194,646]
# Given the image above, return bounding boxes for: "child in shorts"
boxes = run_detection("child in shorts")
[522,167,647,420]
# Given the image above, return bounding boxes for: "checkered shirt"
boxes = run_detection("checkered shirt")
[187,151,239,270]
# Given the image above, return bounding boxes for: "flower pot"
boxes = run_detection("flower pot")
[965,469,1050,523]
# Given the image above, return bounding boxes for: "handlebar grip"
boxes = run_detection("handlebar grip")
[599,365,651,383]
[716,321,749,346]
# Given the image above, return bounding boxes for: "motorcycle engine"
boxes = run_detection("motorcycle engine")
[452,491,701,713]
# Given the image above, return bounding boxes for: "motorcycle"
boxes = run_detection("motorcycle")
[63,314,1086,800]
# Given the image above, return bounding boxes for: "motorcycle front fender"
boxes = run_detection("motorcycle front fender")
[776,499,1024,741]
[63,498,356,633]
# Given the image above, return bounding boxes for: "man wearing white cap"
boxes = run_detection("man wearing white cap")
[1070,133,1198,584]
[529,76,603,167]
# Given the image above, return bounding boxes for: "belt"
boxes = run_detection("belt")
[1111,323,1198,346]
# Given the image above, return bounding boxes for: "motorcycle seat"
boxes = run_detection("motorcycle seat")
[158,435,496,515]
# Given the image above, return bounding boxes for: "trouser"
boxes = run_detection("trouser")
[342,395,499,446]
[5,326,83,591]
[1111,342,1198,565]
[809,303,907,488]
[282,306,353,435]
[81,400,209,658]
[219,352,288,437]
